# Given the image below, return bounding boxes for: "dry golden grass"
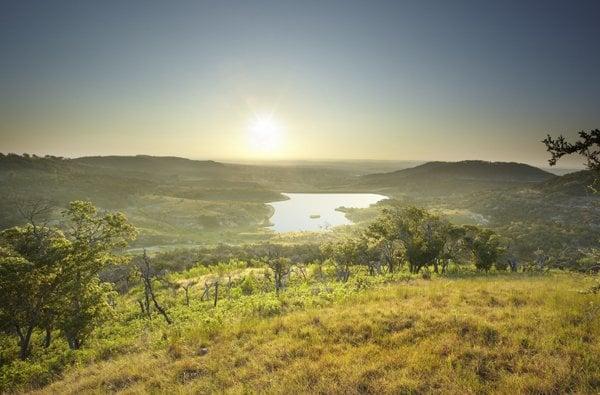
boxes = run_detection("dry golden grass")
[35,273,599,394]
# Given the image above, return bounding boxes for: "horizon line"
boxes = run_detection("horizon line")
[0,151,586,170]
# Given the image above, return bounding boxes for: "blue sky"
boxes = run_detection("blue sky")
[1,0,599,166]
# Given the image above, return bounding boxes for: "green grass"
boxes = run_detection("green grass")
[26,273,600,394]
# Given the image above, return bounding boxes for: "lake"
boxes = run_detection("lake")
[268,193,387,232]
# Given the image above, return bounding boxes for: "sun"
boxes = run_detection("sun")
[248,114,283,153]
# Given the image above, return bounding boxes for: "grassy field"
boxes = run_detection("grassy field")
[30,273,599,394]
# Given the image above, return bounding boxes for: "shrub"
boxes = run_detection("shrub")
[0,360,55,391]
[254,296,282,317]
[421,269,432,280]
[239,273,260,295]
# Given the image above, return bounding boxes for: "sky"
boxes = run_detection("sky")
[1,1,599,167]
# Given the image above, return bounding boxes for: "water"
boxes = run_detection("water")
[268,193,387,232]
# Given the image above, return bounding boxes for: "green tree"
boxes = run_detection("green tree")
[366,212,403,273]
[0,225,70,359]
[440,225,467,274]
[368,207,449,274]
[464,226,503,272]
[321,238,365,282]
[57,201,137,349]
[266,257,292,294]
[354,235,383,276]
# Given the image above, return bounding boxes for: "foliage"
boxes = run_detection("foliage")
[0,195,598,393]
[0,226,71,359]
[367,206,450,273]
[10,274,600,394]
[543,129,600,190]
[463,226,504,272]
[0,201,136,361]
[543,129,600,172]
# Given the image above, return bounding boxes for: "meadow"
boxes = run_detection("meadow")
[2,265,598,394]
[1,155,598,394]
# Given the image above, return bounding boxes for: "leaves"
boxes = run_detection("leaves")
[0,201,136,357]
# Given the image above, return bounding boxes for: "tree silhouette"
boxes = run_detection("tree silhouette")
[543,129,599,171]
[543,129,599,191]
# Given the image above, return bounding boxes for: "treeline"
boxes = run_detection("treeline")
[262,205,504,290]
[2,199,595,365]
[326,204,596,278]
[121,204,592,304]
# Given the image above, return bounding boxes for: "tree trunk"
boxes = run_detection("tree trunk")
[44,327,52,348]
[344,263,351,282]
[141,250,172,324]
[144,286,151,317]
[147,278,172,324]
[213,282,219,307]
[16,325,34,360]
[66,334,81,350]
[508,258,518,272]
[138,299,146,315]
[201,282,211,301]
[441,259,449,274]
[275,274,281,295]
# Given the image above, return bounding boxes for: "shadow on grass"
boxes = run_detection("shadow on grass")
[438,268,554,280]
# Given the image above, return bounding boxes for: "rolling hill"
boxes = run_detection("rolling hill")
[0,154,356,245]
[359,160,556,196]
[72,155,226,179]
[535,170,597,197]
[1,155,595,249]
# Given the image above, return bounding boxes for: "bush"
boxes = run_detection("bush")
[254,296,282,317]
[0,360,55,391]
[239,273,260,295]
[421,269,431,280]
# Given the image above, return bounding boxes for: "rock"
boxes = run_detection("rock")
[197,347,209,356]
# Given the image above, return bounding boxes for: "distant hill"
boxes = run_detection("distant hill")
[359,160,556,196]
[535,170,596,197]
[0,154,354,241]
[73,155,225,179]
[0,154,157,215]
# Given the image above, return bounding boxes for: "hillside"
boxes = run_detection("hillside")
[72,155,356,190]
[0,155,156,210]
[1,155,595,250]
[0,155,276,244]
[359,161,556,196]
[24,274,600,394]
[460,170,599,226]
[0,154,355,245]
[73,155,226,179]
[355,164,598,257]
[535,170,597,197]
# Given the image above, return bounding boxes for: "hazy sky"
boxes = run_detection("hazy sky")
[1,1,599,166]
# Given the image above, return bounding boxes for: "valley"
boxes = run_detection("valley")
[1,154,596,256]
[0,153,598,393]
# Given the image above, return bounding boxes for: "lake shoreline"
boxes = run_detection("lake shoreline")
[266,192,388,233]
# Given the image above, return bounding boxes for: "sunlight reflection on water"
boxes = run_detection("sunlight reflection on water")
[268,193,387,232]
